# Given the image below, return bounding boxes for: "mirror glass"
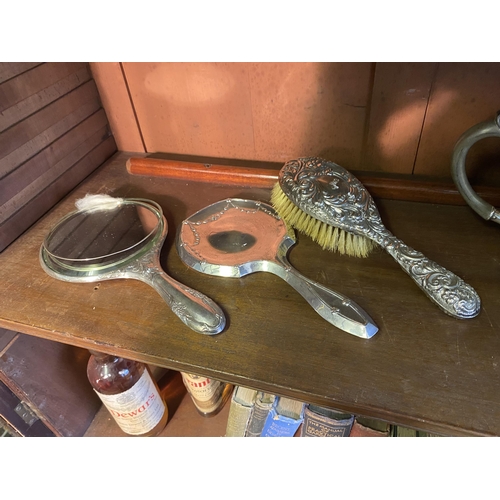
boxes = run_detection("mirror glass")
[44,203,160,267]
[178,198,292,276]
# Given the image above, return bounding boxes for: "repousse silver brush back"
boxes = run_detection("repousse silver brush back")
[278,157,481,319]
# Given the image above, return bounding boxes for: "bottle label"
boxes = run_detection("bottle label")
[181,373,224,413]
[94,370,165,435]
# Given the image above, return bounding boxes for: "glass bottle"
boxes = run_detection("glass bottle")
[181,372,233,417]
[87,350,168,436]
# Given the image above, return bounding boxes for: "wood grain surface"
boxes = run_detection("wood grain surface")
[0,63,117,252]
[0,62,91,133]
[363,62,438,174]
[89,62,145,153]
[414,63,500,180]
[0,63,42,85]
[1,152,499,436]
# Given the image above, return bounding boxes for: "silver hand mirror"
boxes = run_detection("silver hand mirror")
[40,196,225,335]
[176,198,378,339]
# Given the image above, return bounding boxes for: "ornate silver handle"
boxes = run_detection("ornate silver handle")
[148,268,226,334]
[451,112,500,223]
[266,259,378,339]
[382,233,481,319]
[121,252,226,335]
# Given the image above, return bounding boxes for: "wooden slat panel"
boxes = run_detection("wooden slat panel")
[414,62,500,179]
[0,62,91,132]
[0,111,111,223]
[0,109,108,209]
[363,62,437,174]
[0,80,101,178]
[0,136,117,252]
[89,62,145,152]
[0,63,42,85]
[0,334,101,437]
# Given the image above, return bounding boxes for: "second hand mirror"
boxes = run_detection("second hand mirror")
[177,198,378,339]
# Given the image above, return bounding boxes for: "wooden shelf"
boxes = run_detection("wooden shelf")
[1,152,499,436]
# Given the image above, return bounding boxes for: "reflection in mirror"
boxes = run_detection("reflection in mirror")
[207,230,257,254]
[44,204,160,265]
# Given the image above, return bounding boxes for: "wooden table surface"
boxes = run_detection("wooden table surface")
[1,152,499,436]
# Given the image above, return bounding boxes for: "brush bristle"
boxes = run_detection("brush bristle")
[271,183,376,258]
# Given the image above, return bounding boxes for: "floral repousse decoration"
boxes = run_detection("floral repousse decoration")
[278,157,481,319]
[280,157,385,239]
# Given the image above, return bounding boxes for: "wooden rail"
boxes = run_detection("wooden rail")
[126,155,500,207]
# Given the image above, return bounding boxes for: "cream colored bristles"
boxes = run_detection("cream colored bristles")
[271,183,376,258]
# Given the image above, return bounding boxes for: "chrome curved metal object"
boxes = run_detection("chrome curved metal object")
[451,112,500,224]
[177,198,378,339]
[278,158,481,319]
